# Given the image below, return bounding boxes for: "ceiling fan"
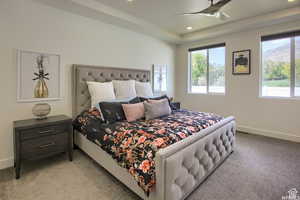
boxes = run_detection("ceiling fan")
[183,0,231,20]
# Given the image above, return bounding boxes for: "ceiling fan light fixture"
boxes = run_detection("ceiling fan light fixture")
[217,12,230,20]
[182,0,231,18]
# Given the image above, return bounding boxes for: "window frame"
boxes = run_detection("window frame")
[260,30,300,99]
[187,43,226,95]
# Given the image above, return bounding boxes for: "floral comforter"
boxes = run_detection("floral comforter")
[73,109,223,195]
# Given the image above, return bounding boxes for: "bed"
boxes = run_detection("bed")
[72,64,236,200]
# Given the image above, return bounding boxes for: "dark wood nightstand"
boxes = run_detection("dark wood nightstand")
[13,115,73,179]
[171,102,181,110]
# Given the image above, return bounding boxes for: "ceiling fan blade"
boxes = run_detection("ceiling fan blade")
[213,0,232,10]
[182,11,204,15]
[200,5,221,14]
[183,7,222,16]
[199,13,217,17]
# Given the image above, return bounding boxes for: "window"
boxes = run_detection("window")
[188,43,226,94]
[261,31,300,97]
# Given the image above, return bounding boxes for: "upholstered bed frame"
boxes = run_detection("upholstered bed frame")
[72,64,236,200]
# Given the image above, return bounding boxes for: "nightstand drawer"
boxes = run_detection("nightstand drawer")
[20,124,67,140]
[21,133,67,160]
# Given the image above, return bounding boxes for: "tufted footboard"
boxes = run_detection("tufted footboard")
[154,117,236,200]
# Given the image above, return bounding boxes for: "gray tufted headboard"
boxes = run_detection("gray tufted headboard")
[72,64,151,118]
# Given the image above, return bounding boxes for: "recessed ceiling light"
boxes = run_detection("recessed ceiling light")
[288,0,295,2]
[186,26,193,30]
[127,0,134,2]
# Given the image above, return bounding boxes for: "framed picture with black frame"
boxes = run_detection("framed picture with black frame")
[232,49,251,75]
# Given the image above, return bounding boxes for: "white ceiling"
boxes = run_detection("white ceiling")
[37,0,300,43]
[95,0,300,35]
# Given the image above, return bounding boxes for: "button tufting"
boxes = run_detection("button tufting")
[166,124,235,200]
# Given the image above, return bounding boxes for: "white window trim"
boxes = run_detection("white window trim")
[259,36,300,99]
[187,46,226,95]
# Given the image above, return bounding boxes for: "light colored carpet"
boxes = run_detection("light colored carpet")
[0,132,300,200]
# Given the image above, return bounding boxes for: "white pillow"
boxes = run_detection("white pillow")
[86,81,116,108]
[135,81,153,98]
[112,80,137,99]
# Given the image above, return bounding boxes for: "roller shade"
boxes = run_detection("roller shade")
[188,43,226,52]
[261,30,300,42]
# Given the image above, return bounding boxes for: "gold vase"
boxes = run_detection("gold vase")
[34,78,49,98]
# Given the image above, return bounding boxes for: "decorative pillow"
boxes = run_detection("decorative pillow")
[148,99,165,103]
[86,81,116,109]
[143,99,171,120]
[139,94,169,102]
[135,81,153,98]
[122,102,145,122]
[99,97,141,123]
[113,80,137,99]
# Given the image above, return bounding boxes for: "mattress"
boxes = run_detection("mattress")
[73,109,224,195]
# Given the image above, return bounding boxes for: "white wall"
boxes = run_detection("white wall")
[175,20,300,142]
[0,0,175,169]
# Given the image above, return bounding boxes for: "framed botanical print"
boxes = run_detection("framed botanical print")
[232,49,251,75]
[17,50,62,102]
[152,64,167,95]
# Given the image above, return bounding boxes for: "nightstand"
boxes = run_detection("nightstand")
[171,102,181,110]
[13,115,73,179]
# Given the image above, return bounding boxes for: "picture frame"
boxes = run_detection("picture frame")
[232,49,251,75]
[17,49,62,102]
[152,64,168,95]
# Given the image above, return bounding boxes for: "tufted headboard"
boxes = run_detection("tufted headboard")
[72,64,151,118]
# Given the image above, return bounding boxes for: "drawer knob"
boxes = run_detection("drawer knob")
[39,130,53,134]
[39,142,56,148]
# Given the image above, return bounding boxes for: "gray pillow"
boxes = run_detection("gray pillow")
[144,99,171,120]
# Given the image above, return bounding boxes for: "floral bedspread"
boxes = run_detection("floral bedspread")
[73,109,223,195]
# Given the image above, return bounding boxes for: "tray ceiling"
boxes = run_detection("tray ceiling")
[96,0,299,34]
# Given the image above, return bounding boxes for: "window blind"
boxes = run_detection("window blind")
[261,30,300,41]
[188,43,226,52]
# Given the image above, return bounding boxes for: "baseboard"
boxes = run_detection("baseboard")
[0,157,14,170]
[237,125,300,143]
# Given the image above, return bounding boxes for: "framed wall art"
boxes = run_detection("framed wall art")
[232,49,251,75]
[17,50,62,102]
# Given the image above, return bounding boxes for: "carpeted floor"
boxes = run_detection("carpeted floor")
[0,132,300,200]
